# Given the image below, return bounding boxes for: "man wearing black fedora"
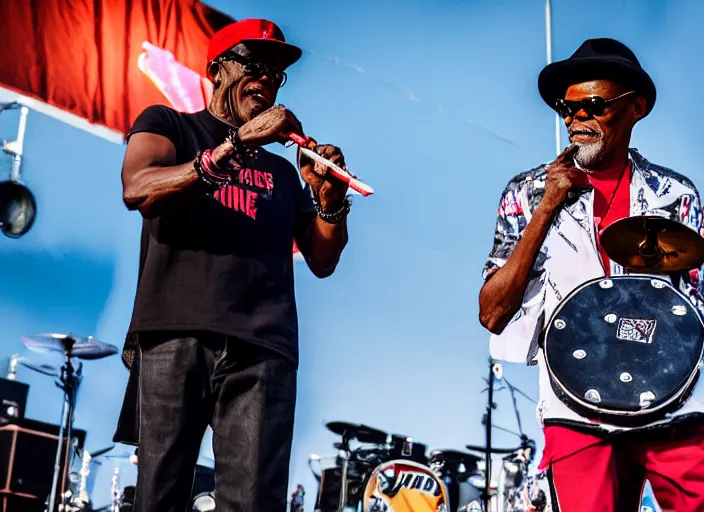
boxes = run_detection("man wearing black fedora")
[479,38,704,511]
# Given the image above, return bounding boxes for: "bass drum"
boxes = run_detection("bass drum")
[363,460,450,512]
[544,276,704,426]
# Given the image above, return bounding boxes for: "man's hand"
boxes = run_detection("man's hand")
[237,105,303,147]
[208,105,301,169]
[210,138,238,166]
[542,144,592,212]
[298,145,350,211]
[294,144,350,278]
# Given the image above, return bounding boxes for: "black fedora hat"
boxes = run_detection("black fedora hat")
[538,38,656,117]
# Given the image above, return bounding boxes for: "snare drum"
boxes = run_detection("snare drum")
[544,275,704,425]
[363,460,450,512]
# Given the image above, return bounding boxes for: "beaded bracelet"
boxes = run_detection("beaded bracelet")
[313,195,352,224]
[227,128,259,166]
[194,149,233,191]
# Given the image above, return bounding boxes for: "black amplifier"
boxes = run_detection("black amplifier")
[0,419,86,511]
[0,378,28,421]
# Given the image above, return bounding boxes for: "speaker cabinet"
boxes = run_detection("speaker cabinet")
[0,494,45,512]
[0,420,86,511]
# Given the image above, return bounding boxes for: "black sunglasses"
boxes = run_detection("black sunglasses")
[215,51,287,88]
[555,91,636,119]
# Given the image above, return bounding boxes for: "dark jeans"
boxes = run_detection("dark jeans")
[134,332,297,512]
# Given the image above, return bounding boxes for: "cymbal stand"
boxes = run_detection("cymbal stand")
[47,339,82,512]
[337,431,352,512]
[638,221,666,267]
[111,467,121,512]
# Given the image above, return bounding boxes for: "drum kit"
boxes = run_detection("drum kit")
[309,215,704,512]
[2,214,700,512]
[544,215,704,427]
[1,331,143,512]
[4,331,214,512]
[308,421,546,512]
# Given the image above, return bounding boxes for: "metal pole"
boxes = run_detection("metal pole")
[47,345,77,512]
[10,106,29,182]
[545,0,561,156]
[111,467,121,512]
[47,372,68,512]
[484,358,494,512]
[0,104,29,183]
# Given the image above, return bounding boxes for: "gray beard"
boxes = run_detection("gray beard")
[574,140,605,169]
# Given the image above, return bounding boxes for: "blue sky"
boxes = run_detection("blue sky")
[0,0,701,507]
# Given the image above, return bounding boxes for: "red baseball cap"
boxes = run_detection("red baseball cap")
[207,19,302,72]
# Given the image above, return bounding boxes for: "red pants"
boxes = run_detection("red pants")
[539,422,704,512]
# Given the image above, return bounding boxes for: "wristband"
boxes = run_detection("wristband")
[194,150,233,191]
[313,195,351,224]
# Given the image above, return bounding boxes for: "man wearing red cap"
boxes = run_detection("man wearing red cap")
[114,19,351,511]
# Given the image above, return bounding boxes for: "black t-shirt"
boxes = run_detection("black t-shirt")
[125,106,315,365]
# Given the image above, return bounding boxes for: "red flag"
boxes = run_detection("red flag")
[0,0,232,139]
[0,1,307,259]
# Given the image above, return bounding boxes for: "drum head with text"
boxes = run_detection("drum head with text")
[363,460,449,512]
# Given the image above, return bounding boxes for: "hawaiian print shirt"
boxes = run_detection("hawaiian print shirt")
[482,148,704,430]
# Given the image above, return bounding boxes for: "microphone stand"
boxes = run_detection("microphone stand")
[484,357,495,512]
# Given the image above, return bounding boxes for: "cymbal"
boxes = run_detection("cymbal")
[325,421,388,445]
[102,453,136,460]
[89,446,116,458]
[428,449,483,464]
[600,216,704,272]
[465,443,523,454]
[19,360,59,377]
[22,333,118,360]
